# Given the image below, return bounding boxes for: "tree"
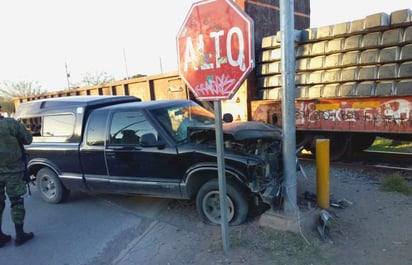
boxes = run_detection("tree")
[0,97,15,114]
[75,72,115,87]
[129,74,147,79]
[0,80,46,99]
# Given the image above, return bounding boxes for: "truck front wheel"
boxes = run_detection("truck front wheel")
[36,168,70,204]
[196,179,248,226]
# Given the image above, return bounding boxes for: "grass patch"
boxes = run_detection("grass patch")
[260,229,327,265]
[369,137,412,153]
[226,225,328,265]
[380,174,412,195]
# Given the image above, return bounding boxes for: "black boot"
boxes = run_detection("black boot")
[14,224,34,246]
[0,232,11,247]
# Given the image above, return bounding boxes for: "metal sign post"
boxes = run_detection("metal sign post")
[177,0,254,252]
[214,100,229,251]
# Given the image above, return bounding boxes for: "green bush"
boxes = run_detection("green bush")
[380,175,412,195]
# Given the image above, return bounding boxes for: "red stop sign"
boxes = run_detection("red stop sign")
[177,0,254,101]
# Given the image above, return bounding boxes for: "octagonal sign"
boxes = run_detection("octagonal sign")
[177,0,254,101]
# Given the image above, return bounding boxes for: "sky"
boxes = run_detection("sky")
[0,0,411,92]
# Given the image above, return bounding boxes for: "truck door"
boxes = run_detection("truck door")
[105,110,181,196]
[80,109,110,191]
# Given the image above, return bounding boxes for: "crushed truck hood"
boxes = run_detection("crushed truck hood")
[187,121,282,144]
[222,121,282,141]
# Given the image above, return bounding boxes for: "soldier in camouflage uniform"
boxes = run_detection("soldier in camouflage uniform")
[0,104,34,247]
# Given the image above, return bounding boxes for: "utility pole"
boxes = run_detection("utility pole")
[159,56,163,73]
[65,62,71,90]
[123,48,129,79]
[280,0,297,216]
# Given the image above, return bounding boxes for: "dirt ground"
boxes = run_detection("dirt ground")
[164,163,412,265]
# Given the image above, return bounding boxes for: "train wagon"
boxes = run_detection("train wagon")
[252,8,412,160]
[12,8,412,160]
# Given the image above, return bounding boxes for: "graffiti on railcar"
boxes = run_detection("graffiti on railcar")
[251,97,412,133]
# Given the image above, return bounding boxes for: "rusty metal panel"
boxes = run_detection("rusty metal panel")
[99,87,111,95]
[65,91,77,96]
[110,85,124,96]
[251,99,280,123]
[128,81,150,101]
[78,90,88,96]
[88,87,101,96]
[153,76,188,100]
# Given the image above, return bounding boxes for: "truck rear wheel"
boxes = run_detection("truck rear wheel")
[36,168,70,204]
[196,179,248,226]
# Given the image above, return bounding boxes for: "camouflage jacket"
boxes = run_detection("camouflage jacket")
[0,116,33,173]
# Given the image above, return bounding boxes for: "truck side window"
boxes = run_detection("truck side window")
[86,111,108,146]
[109,111,158,145]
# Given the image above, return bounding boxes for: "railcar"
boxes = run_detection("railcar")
[12,8,412,160]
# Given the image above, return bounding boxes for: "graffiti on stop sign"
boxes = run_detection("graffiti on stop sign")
[177,0,254,100]
[181,27,247,72]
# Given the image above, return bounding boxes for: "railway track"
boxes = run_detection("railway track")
[299,150,412,179]
[348,150,412,173]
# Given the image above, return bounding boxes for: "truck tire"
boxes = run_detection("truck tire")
[196,179,248,226]
[36,168,70,204]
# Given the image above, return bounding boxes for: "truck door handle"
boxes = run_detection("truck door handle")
[107,146,142,151]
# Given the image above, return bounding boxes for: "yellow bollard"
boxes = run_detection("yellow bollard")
[316,139,330,209]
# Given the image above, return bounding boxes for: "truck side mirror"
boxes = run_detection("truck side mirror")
[223,113,233,123]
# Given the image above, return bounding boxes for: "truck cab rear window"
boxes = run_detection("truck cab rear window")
[43,114,75,137]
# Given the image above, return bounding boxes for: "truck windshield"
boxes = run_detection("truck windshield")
[151,102,215,144]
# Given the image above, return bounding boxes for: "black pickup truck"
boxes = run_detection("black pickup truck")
[15,96,283,225]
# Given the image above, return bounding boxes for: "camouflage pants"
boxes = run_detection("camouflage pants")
[0,172,27,226]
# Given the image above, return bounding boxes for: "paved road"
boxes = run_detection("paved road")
[0,186,206,265]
